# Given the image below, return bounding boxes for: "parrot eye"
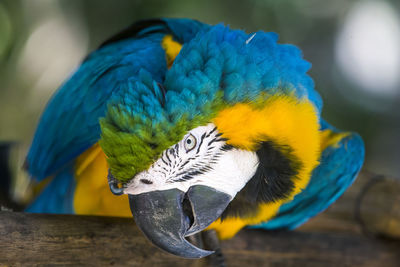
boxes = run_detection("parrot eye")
[184,134,197,152]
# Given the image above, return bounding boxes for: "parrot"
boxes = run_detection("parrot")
[25,18,365,258]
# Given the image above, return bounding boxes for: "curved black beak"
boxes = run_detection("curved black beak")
[128,185,231,258]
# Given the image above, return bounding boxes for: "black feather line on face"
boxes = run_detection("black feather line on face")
[220,144,233,151]
[221,140,302,220]
[196,132,207,154]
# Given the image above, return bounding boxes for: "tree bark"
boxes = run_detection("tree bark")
[1,171,399,266]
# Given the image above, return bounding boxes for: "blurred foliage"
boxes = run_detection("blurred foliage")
[0,0,399,179]
[0,3,12,59]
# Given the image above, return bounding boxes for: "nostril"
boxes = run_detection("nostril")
[182,194,194,228]
[140,179,153,184]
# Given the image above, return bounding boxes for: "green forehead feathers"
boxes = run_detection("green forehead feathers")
[100,89,225,182]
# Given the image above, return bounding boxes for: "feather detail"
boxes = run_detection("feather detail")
[254,120,365,230]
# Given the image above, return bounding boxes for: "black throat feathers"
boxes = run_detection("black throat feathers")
[221,140,302,220]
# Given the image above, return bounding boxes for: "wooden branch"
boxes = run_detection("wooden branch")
[222,228,400,267]
[1,171,399,266]
[0,212,197,266]
[299,171,400,239]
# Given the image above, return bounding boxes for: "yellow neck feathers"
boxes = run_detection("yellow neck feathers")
[213,95,321,196]
[161,35,182,68]
[209,96,321,239]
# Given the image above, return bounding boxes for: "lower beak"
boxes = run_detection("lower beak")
[128,185,231,258]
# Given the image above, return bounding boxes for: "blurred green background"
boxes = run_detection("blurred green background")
[0,0,399,201]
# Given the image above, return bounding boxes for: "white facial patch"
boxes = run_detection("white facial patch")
[123,123,259,198]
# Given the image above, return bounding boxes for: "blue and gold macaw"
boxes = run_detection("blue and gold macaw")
[26,18,364,258]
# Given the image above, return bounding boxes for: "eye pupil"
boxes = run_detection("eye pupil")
[184,134,196,152]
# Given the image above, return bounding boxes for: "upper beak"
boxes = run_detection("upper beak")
[128,185,231,258]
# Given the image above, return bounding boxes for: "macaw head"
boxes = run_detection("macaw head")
[124,123,256,258]
[100,25,322,258]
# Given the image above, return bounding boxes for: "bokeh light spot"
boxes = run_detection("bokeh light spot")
[335,0,400,97]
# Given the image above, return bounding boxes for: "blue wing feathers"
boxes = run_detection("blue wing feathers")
[26,165,76,214]
[27,38,165,179]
